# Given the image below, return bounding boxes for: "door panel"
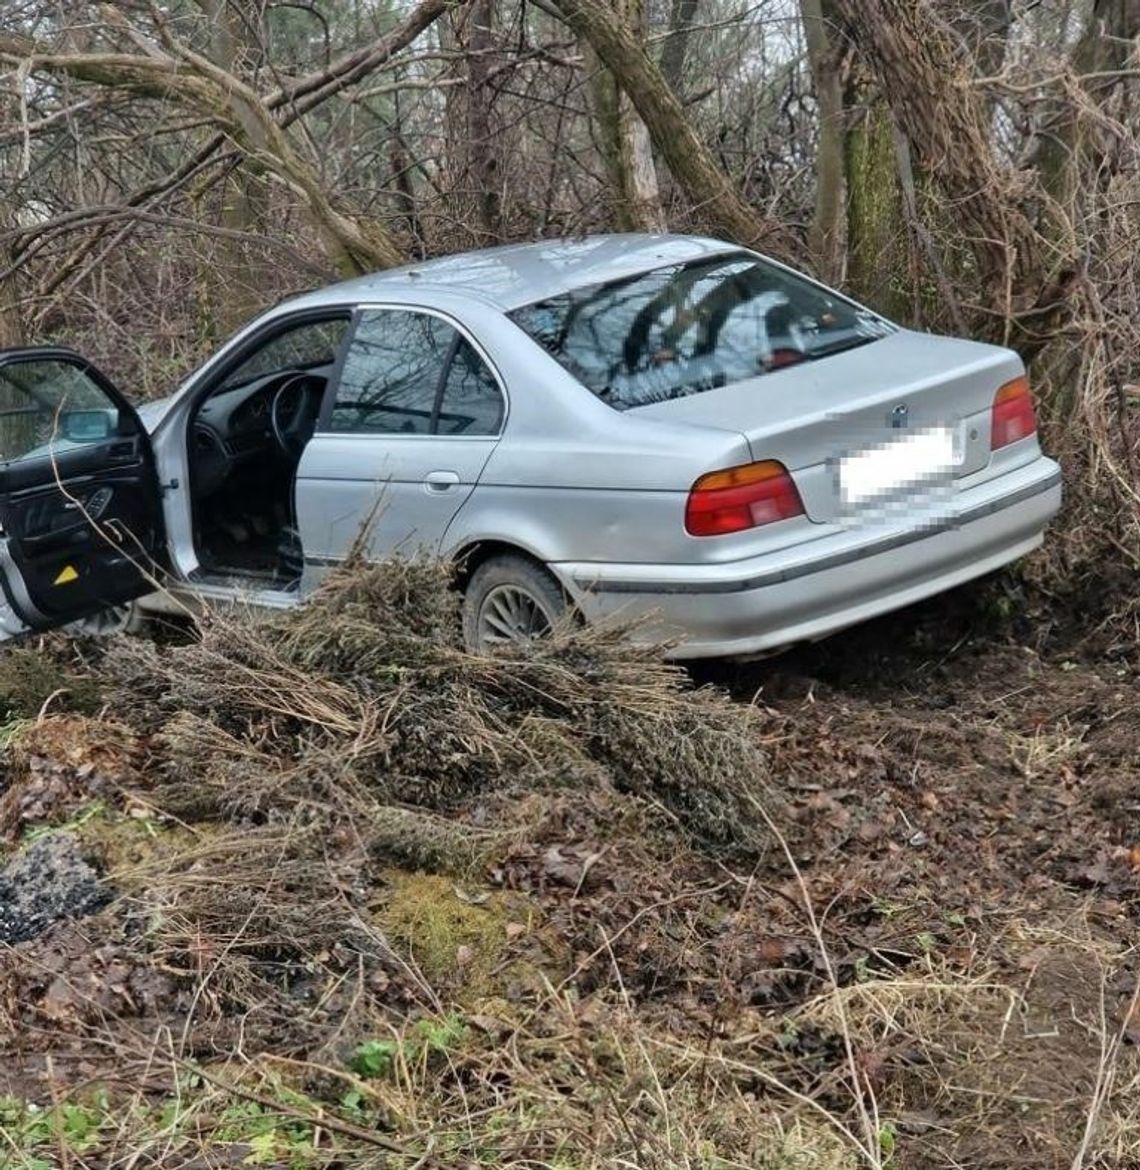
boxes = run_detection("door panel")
[0,348,165,632]
[295,434,496,568]
[296,307,504,579]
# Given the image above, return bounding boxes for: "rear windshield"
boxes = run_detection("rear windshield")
[508,253,894,410]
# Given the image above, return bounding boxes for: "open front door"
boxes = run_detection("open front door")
[0,347,166,638]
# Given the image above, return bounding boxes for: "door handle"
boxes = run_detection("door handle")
[424,470,461,492]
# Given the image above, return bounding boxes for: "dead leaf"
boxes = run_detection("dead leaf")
[1075,853,1113,887]
[756,937,789,965]
[541,847,580,887]
[541,845,606,893]
[453,886,491,905]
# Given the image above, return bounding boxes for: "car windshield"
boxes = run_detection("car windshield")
[508,253,895,410]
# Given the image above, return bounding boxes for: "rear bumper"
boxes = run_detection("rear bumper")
[555,456,1062,659]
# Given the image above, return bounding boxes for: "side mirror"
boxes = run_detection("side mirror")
[60,409,115,443]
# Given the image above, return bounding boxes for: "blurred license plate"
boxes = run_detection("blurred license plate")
[840,426,958,508]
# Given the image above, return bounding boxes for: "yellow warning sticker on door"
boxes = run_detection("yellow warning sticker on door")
[53,565,79,585]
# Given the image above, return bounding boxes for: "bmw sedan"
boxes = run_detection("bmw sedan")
[0,234,1061,657]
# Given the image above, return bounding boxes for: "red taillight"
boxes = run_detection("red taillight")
[991,376,1037,450]
[685,460,805,536]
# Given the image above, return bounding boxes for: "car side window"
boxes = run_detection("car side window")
[0,359,124,463]
[219,317,349,394]
[329,309,503,436]
[435,338,504,436]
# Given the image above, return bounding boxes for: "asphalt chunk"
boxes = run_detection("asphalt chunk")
[0,833,109,946]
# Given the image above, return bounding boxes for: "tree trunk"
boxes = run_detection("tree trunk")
[555,0,789,252]
[199,0,273,337]
[585,46,629,227]
[800,0,845,282]
[584,0,666,233]
[389,126,425,255]
[0,246,24,348]
[660,0,701,98]
[438,9,468,240]
[844,100,908,317]
[620,0,665,232]
[467,0,502,240]
[622,112,665,232]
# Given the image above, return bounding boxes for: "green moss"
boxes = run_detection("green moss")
[379,871,513,989]
[73,807,206,884]
[378,871,563,998]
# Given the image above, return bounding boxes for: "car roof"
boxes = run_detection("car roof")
[286,233,743,314]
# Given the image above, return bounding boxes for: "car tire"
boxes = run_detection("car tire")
[462,555,568,651]
[64,602,146,638]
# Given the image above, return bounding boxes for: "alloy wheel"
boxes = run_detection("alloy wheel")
[477,583,553,646]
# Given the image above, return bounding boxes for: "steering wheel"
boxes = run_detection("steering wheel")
[270,373,323,459]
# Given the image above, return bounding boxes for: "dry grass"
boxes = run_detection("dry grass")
[1007,719,1086,780]
[790,918,1140,1170]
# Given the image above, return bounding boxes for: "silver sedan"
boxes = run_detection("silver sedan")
[0,234,1061,656]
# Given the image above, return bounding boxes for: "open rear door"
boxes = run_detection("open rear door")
[0,347,166,638]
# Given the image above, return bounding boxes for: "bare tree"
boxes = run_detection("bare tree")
[0,0,461,285]
[194,0,273,336]
[553,0,791,251]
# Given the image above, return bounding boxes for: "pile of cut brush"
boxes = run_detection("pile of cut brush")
[105,556,779,851]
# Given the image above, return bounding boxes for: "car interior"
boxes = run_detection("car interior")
[186,315,350,586]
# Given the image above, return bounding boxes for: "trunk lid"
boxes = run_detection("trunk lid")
[630,329,1023,522]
